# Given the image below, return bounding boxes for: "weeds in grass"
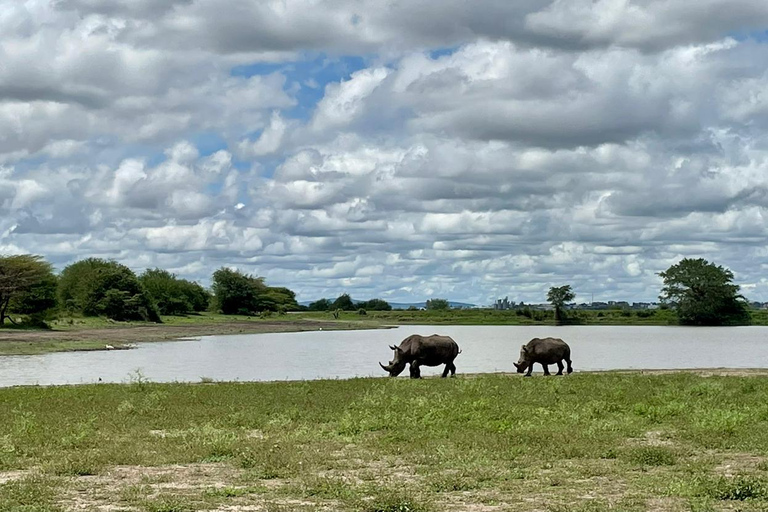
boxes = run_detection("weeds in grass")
[624,446,677,466]
[142,494,202,512]
[0,475,62,511]
[709,476,768,501]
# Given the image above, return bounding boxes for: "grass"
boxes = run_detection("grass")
[297,307,683,326]
[2,373,768,510]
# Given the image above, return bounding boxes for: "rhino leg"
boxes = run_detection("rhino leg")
[449,362,456,377]
[441,364,450,378]
[525,365,533,377]
[556,360,564,375]
[541,363,551,376]
[566,359,573,374]
[409,362,421,379]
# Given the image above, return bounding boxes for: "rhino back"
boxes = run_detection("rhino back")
[526,337,569,362]
[405,334,459,364]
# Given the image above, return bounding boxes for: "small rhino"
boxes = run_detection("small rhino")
[513,337,573,377]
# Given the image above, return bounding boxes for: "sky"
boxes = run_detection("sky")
[2,0,768,306]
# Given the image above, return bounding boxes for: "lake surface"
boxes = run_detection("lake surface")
[1,325,767,387]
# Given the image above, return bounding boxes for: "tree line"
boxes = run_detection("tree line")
[306,293,392,312]
[0,255,303,326]
[0,254,754,327]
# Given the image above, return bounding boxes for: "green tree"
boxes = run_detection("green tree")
[263,287,300,311]
[426,298,450,310]
[211,268,295,315]
[0,255,57,325]
[547,285,575,324]
[58,258,160,322]
[308,298,332,311]
[139,268,211,315]
[332,293,356,311]
[359,298,392,311]
[659,258,750,326]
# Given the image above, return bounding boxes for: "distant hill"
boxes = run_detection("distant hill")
[298,299,476,310]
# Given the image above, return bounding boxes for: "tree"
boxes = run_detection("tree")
[140,268,211,315]
[359,298,392,311]
[212,268,268,315]
[308,298,332,311]
[211,268,299,315]
[659,258,750,326]
[547,285,575,324]
[0,255,57,325]
[332,293,356,311]
[263,287,300,312]
[426,298,450,311]
[58,258,160,322]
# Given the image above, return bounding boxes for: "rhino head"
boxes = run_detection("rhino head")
[379,345,407,377]
[513,344,530,374]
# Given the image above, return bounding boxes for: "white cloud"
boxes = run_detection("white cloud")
[2,0,768,305]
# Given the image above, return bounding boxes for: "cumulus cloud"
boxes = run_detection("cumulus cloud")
[2,0,768,304]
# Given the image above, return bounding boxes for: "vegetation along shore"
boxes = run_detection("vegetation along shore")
[3,372,768,511]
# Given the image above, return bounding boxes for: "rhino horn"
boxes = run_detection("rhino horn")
[389,345,398,351]
[380,362,391,372]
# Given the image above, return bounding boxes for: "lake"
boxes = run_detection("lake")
[1,325,767,387]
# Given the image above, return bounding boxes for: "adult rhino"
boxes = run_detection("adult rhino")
[514,337,573,377]
[379,334,461,379]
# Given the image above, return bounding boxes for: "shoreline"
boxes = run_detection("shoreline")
[3,367,767,390]
[0,318,392,356]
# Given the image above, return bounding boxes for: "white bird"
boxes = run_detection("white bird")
[105,344,115,350]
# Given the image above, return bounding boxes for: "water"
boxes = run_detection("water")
[1,325,767,387]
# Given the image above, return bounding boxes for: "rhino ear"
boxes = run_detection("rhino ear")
[521,345,528,352]
[395,346,403,353]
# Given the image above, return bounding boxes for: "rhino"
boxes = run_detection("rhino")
[379,334,461,379]
[513,337,573,377]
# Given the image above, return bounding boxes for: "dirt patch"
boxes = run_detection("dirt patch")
[714,453,767,476]
[644,497,688,512]
[0,469,29,484]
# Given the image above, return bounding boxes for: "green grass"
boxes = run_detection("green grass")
[2,374,768,510]
[296,307,690,326]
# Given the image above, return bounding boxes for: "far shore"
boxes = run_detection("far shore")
[0,315,392,356]
[1,307,768,356]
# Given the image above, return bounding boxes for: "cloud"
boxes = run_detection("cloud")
[3,0,768,305]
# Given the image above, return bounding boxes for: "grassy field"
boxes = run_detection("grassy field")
[2,373,768,511]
